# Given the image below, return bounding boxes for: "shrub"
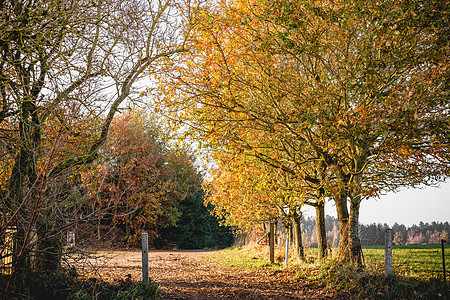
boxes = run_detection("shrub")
[0,269,159,300]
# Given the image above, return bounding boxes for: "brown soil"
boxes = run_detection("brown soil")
[69,250,342,299]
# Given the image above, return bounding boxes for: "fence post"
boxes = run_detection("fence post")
[142,232,149,283]
[385,227,393,276]
[442,239,446,283]
[3,226,17,275]
[285,234,289,268]
[30,227,38,270]
[269,221,275,264]
[67,231,75,248]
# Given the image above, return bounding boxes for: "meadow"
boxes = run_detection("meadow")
[363,244,449,281]
[206,243,449,299]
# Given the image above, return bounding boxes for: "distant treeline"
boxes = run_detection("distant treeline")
[301,216,449,247]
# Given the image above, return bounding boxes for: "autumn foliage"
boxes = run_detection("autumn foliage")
[80,110,232,248]
[159,0,449,262]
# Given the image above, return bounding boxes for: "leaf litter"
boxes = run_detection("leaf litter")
[70,250,344,299]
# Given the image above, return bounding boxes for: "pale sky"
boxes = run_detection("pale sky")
[303,181,450,227]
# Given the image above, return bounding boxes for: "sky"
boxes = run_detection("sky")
[303,181,450,227]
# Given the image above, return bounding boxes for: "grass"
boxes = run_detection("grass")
[206,243,450,299]
[204,244,284,270]
[362,244,449,281]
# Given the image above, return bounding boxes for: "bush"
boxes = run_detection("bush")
[71,279,159,300]
[0,269,159,300]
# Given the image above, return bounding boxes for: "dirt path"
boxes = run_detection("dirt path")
[70,250,341,299]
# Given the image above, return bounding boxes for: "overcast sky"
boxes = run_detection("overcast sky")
[303,181,450,227]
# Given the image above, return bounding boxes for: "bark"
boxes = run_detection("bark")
[287,223,292,248]
[348,172,364,264]
[35,230,63,272]
[293,214,305,260]
[348,198,362,264]
[315,203,327,260]
[274,223,278,245]
[334,191,350,260]
[6,99,41,273]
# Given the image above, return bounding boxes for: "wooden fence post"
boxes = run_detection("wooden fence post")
[3,226,16,275]
[441,239,446,283]
[142,232,149,283]
[285,234,289,268]
[269,221,275,264]
[385,228,393,276]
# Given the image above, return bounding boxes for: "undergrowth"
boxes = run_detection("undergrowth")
[0,268,159,300]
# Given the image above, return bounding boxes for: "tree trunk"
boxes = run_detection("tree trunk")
[334,191,350,260]
[36,230,63,272]
[349,184,363,264]
[274,222,278,245]
[293,214,305,260]
[348,200,362,264]
[287,223,292,249]
[315,203,328,260]
[269,221,275,263]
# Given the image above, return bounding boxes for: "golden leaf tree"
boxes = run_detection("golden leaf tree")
[158,0,449,263]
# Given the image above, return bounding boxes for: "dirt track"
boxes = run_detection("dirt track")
[70,250,341,299]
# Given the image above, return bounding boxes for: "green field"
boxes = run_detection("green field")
[362,244,449,281]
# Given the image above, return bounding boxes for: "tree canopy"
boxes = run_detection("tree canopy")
[82,109,230,248]
[158,0,449,262]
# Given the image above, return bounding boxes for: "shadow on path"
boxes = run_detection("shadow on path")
[72,250,343,299]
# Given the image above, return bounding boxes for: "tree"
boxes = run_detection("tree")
[205,152,280,229]
[393,232,405,246]
[85,110,179,246]
[0,0,191,279]
[159,0,449,263]
[156,188,234,249]
[83,109,220,248]
[204,146,312,259]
